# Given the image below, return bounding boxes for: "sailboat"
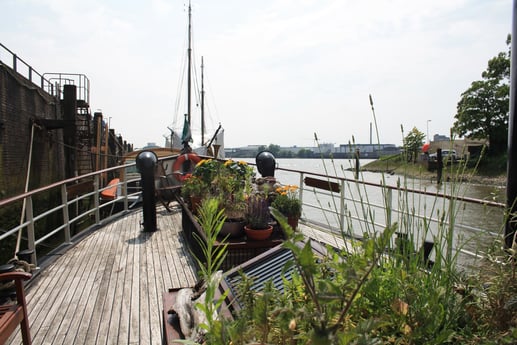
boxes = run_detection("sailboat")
[101,2,224,203]
[170,2,224,159]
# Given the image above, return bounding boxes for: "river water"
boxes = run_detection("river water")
[244,157,507,255]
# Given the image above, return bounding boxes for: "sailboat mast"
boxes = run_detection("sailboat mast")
[187,1,192,126]
[201,56,205,146]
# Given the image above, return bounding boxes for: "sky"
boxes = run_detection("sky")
[1,0,512,149]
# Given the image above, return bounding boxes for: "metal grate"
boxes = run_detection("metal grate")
[224,247,297,309]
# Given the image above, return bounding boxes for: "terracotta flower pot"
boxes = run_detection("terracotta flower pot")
[244,225,273,241]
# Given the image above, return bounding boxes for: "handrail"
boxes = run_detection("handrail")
[269,165,506,266]
[43,73,90,105]
[0,153,180,266]
[0,42,56,96]
[276,166,506,208]
[0,155,506,269]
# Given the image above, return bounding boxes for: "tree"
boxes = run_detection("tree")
[267,144,281,157]
[453,35,510,155]
[403,127,426,162]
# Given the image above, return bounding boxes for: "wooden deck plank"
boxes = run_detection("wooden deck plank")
[107,212,134,345]
[70,221,120,345]
[128,213,141,345]
[83,220,123,344]
[147,230,163,344]
[6,204,197,345]
[37,221,111,345]
[52,222,117,345]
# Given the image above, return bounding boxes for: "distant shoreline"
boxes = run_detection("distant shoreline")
[361,160,507,188]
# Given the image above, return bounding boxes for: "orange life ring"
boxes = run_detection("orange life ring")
[172,153,201,182]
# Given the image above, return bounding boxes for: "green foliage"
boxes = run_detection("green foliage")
[464,238,517,339]
[193,198,227,277]
[190,198,230,345]
[403,127,426,163]
[181,175,208,199]
[182,158,254,219]
[453,35,510,155]
[270,184,302,218]
[191,139,514,344]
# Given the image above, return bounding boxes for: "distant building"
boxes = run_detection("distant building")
[336,143,399,157]
[427,135,486,159]
[433,134,450,142]
[225,143,400,158]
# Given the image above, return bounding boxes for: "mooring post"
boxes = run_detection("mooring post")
[355,149,360,180]
[136,151,158,232]
[436,148,443,184]
[505,0,517,249]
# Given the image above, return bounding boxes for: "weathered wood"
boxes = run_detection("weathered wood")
[66,180,94,199]
[6,204,197,345]
[304,176,341,193]
[0,271,32,345]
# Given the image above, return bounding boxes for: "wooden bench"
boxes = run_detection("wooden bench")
[0,271,32,345]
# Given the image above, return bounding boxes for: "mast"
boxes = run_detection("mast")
[187,1,192,126]
[201,56,205,145]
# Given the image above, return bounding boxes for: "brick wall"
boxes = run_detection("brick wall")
[0,64,64,198]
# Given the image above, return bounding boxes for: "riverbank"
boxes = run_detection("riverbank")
[361,158,507,187]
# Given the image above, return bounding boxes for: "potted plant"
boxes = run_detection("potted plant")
[181,158,223,213]
[271,184,302,229]
[213,160,253,238]
[181,174,208,213]
[244,194,273,240]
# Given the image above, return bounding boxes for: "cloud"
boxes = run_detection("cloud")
[1,0,511,148]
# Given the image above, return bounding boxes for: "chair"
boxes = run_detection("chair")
[0,272,32,345]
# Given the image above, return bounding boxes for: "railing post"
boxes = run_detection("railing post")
[25,196,37,266]
[28,66,32,82]
[123,178,129,211]
[94,175,101,224]
[340,180,346,231]
[12,54,17,72]
[298,173,304,213]
[61,184,71,243]
[385,188,392,229]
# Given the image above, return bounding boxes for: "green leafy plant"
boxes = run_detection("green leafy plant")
[181,174,208,199]
[188,198,230,345]
[271,184,302,218]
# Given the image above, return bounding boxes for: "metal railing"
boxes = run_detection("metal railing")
[0,157,158,266]
[0,157,507,268]
[43,73,90,105]
[272,165,506,265]
[0,43,57,96]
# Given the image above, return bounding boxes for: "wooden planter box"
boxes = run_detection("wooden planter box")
[177,197,285,271]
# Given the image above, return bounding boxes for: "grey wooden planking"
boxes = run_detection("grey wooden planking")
[6,204,198,345]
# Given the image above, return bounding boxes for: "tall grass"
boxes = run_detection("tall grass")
[188,131,515,343]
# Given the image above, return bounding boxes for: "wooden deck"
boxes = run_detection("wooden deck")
[6,203,198,345]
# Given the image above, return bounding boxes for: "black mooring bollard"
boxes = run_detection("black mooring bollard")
[256,151,276,177]
[136,151,158,232]
[436,148,443,184]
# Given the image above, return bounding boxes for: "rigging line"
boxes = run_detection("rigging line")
[15,123,36,257]
[189,6,202,113]
[173,38,188,126]
[173,21,189,127]
[204,74,221,130]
